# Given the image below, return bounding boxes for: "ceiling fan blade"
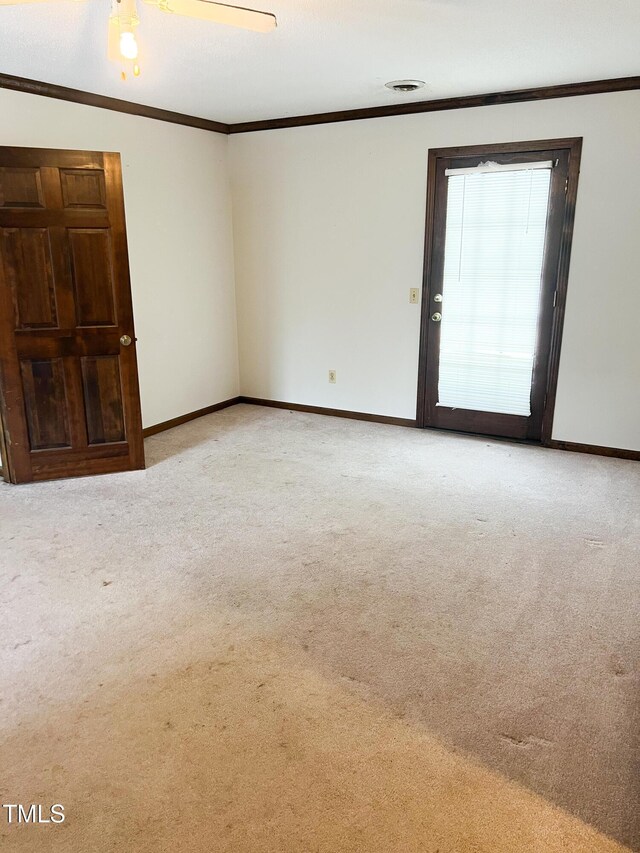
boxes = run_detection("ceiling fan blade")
[0,0,84,5]
[146,0,276,32]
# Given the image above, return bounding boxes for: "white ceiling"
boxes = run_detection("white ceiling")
[0,0,638,124]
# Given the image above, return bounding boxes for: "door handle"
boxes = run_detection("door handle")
[120,334,132,346]
[431,312,442,322]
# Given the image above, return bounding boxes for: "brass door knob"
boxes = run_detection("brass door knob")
[120,334,132,346]
[431,312,442,322]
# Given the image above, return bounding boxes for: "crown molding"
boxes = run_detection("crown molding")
[228,75,640,133]
[2,72,639,136]
[0,72,230,134]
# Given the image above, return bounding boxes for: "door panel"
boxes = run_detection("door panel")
[0,147,144,483]
[417,139,582,442]
[69,229,117,326]
[20,358,71,450]
[0,167,45,208]
[81,355,126,445]
[2,227,58,328]
[60,169,107,209]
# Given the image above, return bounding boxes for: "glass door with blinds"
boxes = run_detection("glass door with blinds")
[418,140,581,442]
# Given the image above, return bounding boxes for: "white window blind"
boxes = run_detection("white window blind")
[437,163,552,416]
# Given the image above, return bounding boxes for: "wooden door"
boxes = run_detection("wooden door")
[417,138,582,442]
[0,147,144,483]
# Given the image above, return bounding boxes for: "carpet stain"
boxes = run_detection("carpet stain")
[499,733,554,749]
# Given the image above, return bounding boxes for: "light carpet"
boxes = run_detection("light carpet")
[0,404,638,851]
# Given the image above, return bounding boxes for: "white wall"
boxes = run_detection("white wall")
[4,87,638,450]
[229,91,640,451]
[0,88,239,429]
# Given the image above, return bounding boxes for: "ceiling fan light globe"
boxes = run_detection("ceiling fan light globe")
[119,31,139,60]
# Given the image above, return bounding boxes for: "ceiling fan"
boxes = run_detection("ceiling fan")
[0,0,277,79]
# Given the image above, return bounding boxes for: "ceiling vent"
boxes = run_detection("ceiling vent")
[385,80,426,93]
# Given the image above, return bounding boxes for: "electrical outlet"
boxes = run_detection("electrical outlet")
[328,370,337,384]
[409,288,420,304]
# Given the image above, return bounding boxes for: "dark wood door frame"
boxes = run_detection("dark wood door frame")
[416,137,582,444]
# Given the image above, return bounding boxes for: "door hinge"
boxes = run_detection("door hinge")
[564,176,569,194]
[553,290,557,307]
